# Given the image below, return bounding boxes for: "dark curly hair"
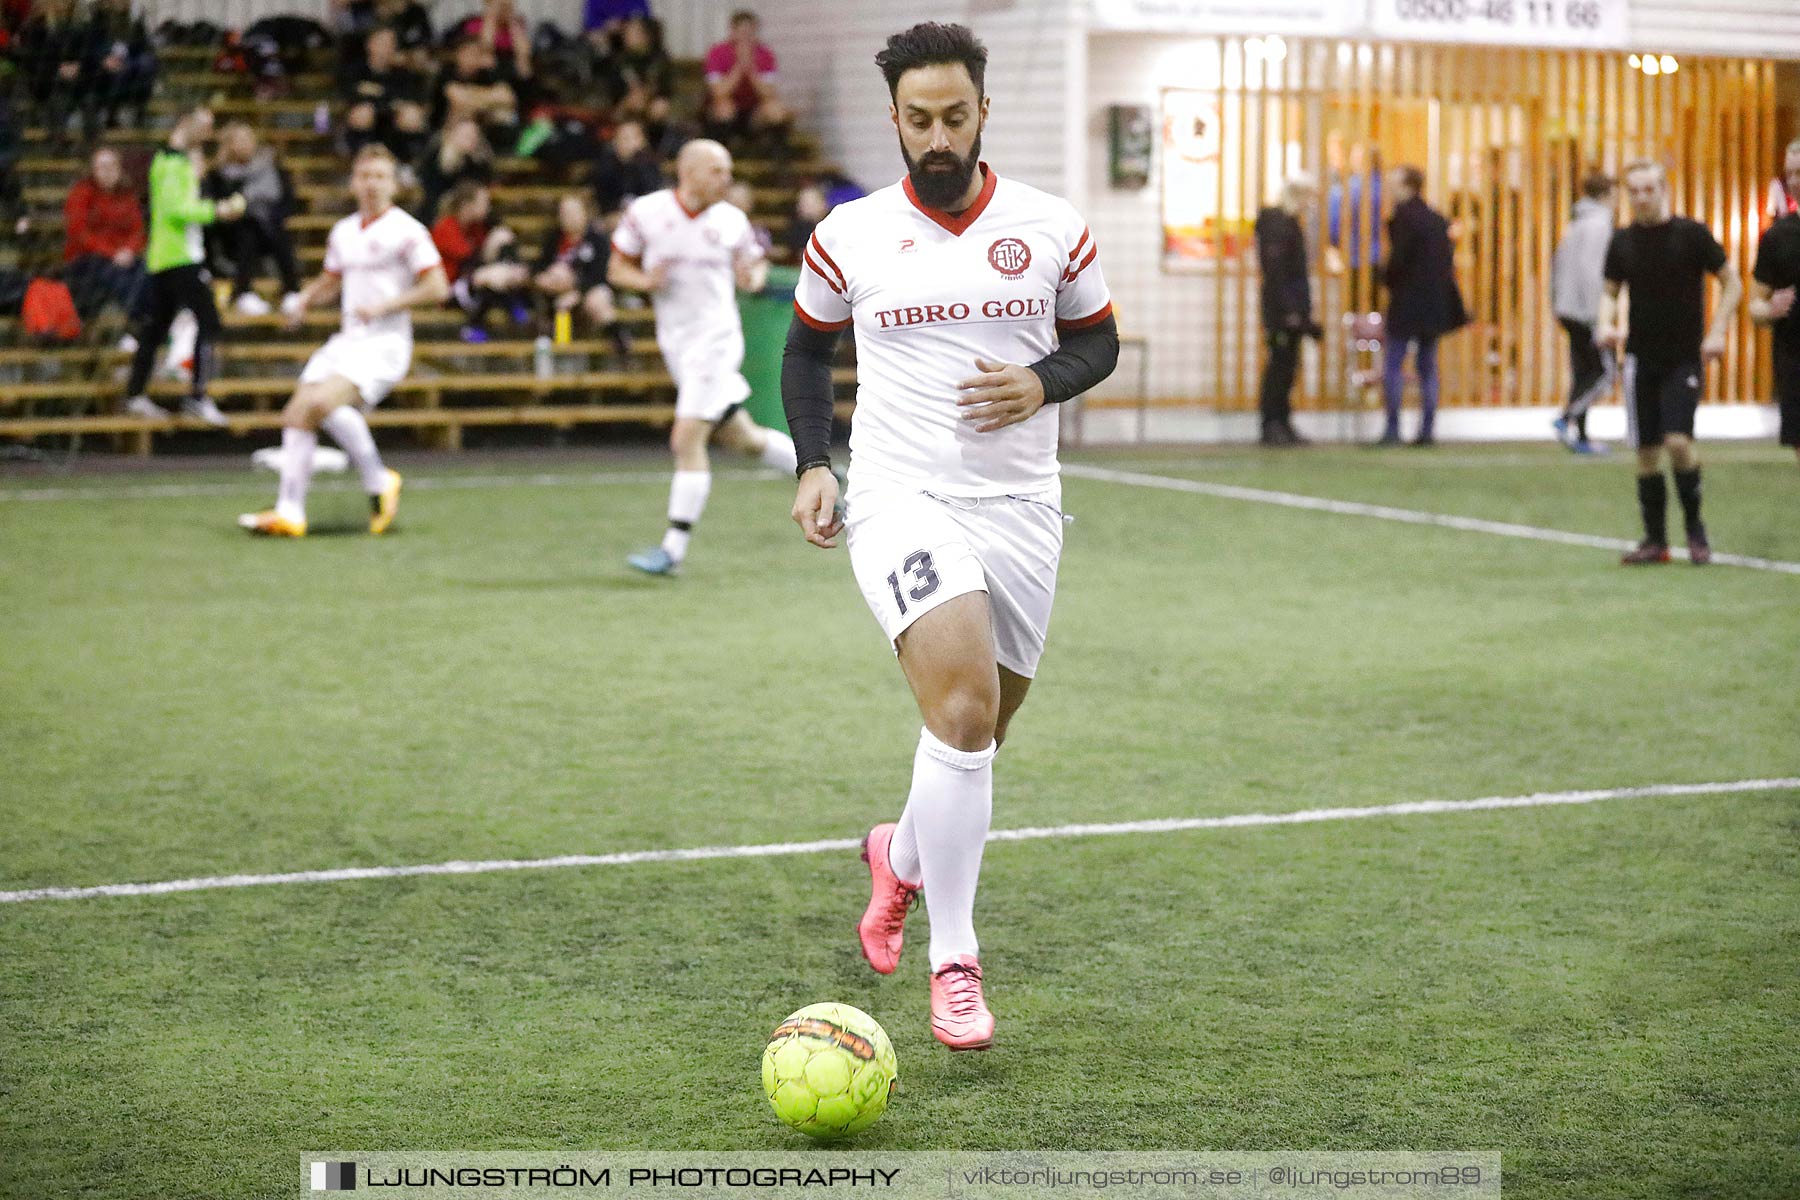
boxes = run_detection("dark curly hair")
[875,22,987,101]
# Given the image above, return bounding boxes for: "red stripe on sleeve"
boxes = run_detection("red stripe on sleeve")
[1062,243,1099,284]
[1055,301,1113,332]
[1067,227,1090,263]
[793,299,851,332]
[803,252,844,296]
[808,234,848,291]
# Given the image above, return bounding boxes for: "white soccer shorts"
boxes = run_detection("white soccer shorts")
[299,332,410,407]
[845,482,1064,678]
[664,337,751,422]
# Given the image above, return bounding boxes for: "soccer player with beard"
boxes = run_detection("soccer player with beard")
[781,23,1118,1050]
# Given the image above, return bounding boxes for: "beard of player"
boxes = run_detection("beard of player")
[900,128,983,211]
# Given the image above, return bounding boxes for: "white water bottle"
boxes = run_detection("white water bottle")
[534,335,553,379]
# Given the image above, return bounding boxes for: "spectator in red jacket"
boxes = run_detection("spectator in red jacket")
[702,10,790,148]
[62,146,147,318]
[431,181,529,341]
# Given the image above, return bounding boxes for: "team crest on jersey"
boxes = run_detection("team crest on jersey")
[987,237,1031,279]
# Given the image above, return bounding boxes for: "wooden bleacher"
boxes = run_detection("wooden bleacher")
[2,42,853,453]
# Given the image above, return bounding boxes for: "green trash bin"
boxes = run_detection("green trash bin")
[739,264,801,433]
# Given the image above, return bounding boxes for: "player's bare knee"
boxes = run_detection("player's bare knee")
[283,390,317,428]
[930,683,1000,752]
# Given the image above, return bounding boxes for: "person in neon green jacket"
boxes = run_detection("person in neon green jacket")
[122,106,246,427]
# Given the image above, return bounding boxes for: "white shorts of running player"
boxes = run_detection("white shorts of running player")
[846,483,1064,679]
[299,332,411,407]
[665,337,751,422]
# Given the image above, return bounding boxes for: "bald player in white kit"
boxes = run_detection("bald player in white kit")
[782,23,1118,1050]
[609,139,801,576]
[238,144,449,537]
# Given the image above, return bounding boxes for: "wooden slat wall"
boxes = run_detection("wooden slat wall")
[1202,40,1779,411]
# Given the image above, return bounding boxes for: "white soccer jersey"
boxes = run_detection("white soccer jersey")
[612,189,764,364]
[321,205,442,343]
[794,165,1111,496]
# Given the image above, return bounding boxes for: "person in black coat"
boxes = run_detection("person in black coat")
[1254,173,1321,445]
[1380,165,1467,445]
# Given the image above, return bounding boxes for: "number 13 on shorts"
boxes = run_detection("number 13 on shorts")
[886,551,942,616]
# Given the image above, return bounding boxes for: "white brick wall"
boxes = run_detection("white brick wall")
[744,0,1077,196]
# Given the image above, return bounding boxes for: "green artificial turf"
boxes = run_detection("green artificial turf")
[2,443,1795,1198]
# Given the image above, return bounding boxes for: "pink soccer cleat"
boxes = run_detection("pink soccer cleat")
[930,956,995,1051]
[857,823,920,975]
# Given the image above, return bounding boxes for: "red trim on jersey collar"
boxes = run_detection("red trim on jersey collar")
[674,189,706,219]
[902,163,998,237]
[359,204,393,230]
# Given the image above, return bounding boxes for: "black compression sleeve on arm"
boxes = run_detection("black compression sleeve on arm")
[1029,314,1121,404]
[782,315,843,471]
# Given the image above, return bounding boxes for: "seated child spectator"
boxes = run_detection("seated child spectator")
[432,35,520,145]
[62,146,147,318]
[344,26,427,162]
[455,0,533,92]
[431,181,531,341]
[83,0,156,131]
[335,0,434,69]
[589,119,663,217]
[16,0,91,149]
[702,10,790,148]
[418,116,494,220]
[205,122,301,314]
[533,192,631,354]
[611,15,672,133]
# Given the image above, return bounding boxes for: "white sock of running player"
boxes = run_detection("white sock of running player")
[908,726,996,970]
[319,406,386,494]
[276,426,316,524]
[660,470,711,563]
[890,804,922,886]
[758,429,798,475]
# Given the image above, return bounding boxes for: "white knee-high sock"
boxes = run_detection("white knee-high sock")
[907,726,996,971]
[277,426,316,524]
[661,469,711,563]
[320,406,386,494]
[891,804,922,887]
[758,429,798,474]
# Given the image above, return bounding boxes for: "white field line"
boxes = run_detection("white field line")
[1064,463,1800,575]
[3,777,1794,905]
[0,468,780,503]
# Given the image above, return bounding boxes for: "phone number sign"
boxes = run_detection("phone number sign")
[1371,0,1629,49]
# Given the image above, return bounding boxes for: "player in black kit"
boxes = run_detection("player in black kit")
[1597,160,1741,565]
[1751,137,1800,469]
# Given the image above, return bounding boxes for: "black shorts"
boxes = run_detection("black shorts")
[1623,356,1701,447]
[1776,343,1800,447]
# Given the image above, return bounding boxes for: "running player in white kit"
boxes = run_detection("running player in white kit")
[238,144,449,537]
[609,139,801,576]
[781,24,1119,1050]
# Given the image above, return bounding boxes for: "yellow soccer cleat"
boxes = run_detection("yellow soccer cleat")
[237,509,307,537]
[370,469,402,535]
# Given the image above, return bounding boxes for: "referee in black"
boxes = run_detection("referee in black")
[1597,160,1741,565]
[1751,136,1800,469]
